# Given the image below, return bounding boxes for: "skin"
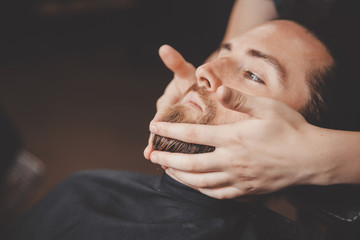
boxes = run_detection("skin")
[150,0,277,121]
[145,20,336,199]
[158,20,332,124]
[206,0,277,62]
[144,0,360,202]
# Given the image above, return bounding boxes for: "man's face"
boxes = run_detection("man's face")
[173,20,333,125]
[154,20,333,153]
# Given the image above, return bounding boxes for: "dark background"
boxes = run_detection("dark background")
[0,0,235,212]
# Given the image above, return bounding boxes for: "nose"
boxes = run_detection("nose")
[195,57,230,92]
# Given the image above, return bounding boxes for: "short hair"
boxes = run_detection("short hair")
[278,0,360,131]
[299,57,336,129]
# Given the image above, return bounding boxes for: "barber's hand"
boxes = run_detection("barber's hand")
[144,45,196,159]
[148,86,331,199]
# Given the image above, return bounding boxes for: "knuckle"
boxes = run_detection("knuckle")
[215,191,232,200]
[189,160,201,172]
[185,128,198,141]
[189,162,199,172]
[173,57,184,70]
[242,181,259,195]
[213,192,226,200]
[244,185,256,195]
[229,152,248,169]
[158,154,169,166]
[236,93,247,108]
[227,132,242,146]
[231,94,247,110]
[198,178,209,188]
[229,157,240,168]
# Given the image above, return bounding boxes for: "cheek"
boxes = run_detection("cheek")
[268,70,310,112]
[212,106,250,125]
[277,84,310,112]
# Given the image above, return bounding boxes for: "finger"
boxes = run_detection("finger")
[152,107,168,122]
[150,122,227,147]
[143,133,155,159]
[150,151,222,172]
[166,168,231,188]
[159,45,196,79]
[217,86,273,119]
[143,145,152,160]
[199,186,243,200]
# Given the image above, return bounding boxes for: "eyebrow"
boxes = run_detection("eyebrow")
[218,42,232,51]
[247,49,287,84]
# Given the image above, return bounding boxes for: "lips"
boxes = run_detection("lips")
[181,91,205,112]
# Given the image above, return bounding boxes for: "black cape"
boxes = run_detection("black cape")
[6,170,322,240]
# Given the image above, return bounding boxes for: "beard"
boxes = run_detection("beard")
[153,84,216,154]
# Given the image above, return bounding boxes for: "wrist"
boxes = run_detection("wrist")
[296,125,360,186]
[294,124,336,186]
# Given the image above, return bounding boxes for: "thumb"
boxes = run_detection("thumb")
[217,86,273,119]
[159,44,196,79]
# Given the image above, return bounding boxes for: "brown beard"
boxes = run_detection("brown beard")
[153,84,216,154]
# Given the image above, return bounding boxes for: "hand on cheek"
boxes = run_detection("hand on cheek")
[146,87,325,199]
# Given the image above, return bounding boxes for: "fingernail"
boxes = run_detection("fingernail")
[144,146,150,159]
[150,153,157,162]
[150,125,158,133]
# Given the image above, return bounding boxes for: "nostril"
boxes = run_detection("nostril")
[199,77,211,89]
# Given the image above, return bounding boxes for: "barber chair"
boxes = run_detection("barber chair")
[0,109,46,230]
[289,186,360,240]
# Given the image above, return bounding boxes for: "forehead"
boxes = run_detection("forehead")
[229,20,332,69]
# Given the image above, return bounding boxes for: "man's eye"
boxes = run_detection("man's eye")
[245,71,265,84]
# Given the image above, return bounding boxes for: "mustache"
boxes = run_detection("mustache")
[153,84,216,154]
[162,84,216,125]
[182,84,212,105]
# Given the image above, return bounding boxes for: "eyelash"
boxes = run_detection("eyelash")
[244,71,265,84]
